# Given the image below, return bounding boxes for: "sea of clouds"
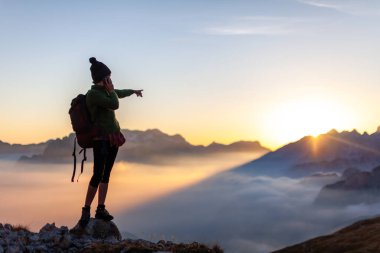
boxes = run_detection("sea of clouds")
[2,157,380,253]
[116,171,380,253]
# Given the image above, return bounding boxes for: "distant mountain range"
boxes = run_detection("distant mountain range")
[233,128,380,177]
[314,166,380,207]
[0,140,48,161]
[3,129,269,164]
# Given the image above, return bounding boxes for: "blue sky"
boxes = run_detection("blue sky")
[0,0,379,148]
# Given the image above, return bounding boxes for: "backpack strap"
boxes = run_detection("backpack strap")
[77,148,87,182]
[71,137,77,182]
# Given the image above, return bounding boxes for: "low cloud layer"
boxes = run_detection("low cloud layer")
[117,171,380,253]
[3,157,380,253]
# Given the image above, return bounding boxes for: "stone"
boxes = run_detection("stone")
[39,223,57,233]
[70,218,121,241]
[166,240,174,247]
[71,240,84,248]
[58,232,71,249]
[67,247,79,253]
[0,220,220,253]
[16,230,26,237]
[33,244,48,252]
[7,233,17,242]
[104,237,119,244]
[3,224,12,231]
[157,239,166,245]
[29,234,39,242]
[5,245,20,253]
[120,248,129,253]
[25,246,34,253]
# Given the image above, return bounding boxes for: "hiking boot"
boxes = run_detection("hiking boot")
[79,206,90,227]
[95,205,114,221]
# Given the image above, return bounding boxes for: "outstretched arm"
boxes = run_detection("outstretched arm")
[103,77,143,98]
[115,89,143,98]
[114,89,135,98]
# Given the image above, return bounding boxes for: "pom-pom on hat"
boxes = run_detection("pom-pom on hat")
[89,57,111,83]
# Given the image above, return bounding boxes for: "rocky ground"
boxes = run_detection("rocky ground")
[273,215,380,253]
[0,218,223,253]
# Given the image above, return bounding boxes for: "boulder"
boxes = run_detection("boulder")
[70,218,122,241]
[39,222,72,249]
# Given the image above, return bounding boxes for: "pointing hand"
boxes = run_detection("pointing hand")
[134,90,143,97]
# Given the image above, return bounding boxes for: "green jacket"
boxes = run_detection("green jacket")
[86,84,134,135]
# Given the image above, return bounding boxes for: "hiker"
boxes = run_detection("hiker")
[78,57,143,226]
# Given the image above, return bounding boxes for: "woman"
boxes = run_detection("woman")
[79,57,143,226]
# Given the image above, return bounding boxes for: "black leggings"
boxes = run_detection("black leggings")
[89,140,118,188]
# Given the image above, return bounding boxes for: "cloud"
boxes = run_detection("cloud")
[201,16,303,36]
[117,171,380,253]
[298,0,342,10]
[204,26,294,36]
[298,0,380,16]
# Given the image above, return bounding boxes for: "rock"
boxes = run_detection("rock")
[157,239,166,245]
[67,247,78,253]
[16,230,26,237]
[5,245,20,253]
[7,233,17,243]
[29,234,39,242]
[0,220,222,253]
[164,240,174,248]
[25,246,33,252]
[38,223,72,250]
[70,218,121,241]
[58,232,71,249]
[3,224,12,231]
[104,237,119,244]
[39,223,57,233]
[71,240,84,248]
[33,244,48,252]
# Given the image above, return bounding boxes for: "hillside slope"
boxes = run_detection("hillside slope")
[273,215,380,253]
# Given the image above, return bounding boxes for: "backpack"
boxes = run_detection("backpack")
[68,94,101,182]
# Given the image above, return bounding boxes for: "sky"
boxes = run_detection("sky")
[0,0,380,149]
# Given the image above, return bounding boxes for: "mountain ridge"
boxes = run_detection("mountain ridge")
[314,165,380,206]
[8,128,269,164]
[233,127,380,177]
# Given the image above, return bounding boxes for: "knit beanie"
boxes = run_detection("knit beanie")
[89,57,111,83]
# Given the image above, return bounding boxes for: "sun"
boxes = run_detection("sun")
[264,97,353,145]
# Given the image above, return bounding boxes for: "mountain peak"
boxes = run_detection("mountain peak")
[326,129,339,135]
[350,129,359,134]
[145,128,164,135]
